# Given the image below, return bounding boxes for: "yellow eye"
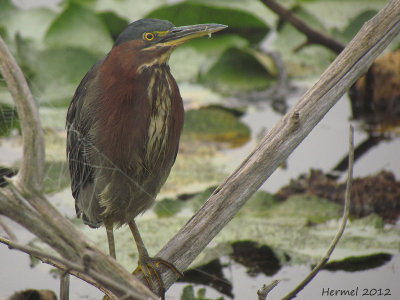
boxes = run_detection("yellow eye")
[144,32,155,41]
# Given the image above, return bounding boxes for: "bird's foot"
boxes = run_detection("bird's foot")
[133,256,183,299]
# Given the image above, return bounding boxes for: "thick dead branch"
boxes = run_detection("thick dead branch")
[153,0,400,290]
[0,36,45,194]
[260,0,345,54]
[0,236,155,300]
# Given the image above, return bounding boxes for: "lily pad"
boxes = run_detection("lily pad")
[322,253,392,272]
[30,47,99,106]
[97,11,130,41]
[339,10,377,42]
[200,47,276,94]
[266,195,343,223]
[170,35,249,82]
[44,3,113,55]
[146,2,270,44]
[183,106,251,147]
[301,0,387,31]
[2,7,57,44]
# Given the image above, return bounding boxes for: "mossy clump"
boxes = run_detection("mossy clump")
[183,106,250,147]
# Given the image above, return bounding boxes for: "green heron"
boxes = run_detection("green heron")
[66,18,226,297]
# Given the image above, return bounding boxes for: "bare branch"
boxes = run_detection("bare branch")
[281,125,354,300]
[0,236,155,300]
[260,0,345,54]
[154,0,400,290]
[0,36,45,194]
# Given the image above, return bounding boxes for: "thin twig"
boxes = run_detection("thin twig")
[281,125,354,300]
[257,280,280,300]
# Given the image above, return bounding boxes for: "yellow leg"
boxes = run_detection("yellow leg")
[104,218,116,259]
[129,220,183,300]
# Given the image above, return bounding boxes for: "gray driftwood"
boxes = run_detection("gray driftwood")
[0,0,399,298]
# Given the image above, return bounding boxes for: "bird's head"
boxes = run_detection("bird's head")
[111,18,227,70]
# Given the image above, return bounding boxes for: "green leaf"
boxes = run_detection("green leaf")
[183,106,250,148]
[44,3,113,55]
[200,47,276,94]
[267,195,342,223]
[340,10,377,42]
[31,47,99,106]
[97,11,130,41]
[146,2,270,44]
[181,285,195,300]
[0,0,56,44]
[300,0,386,31]
[170,35,249,82]
[84,0,166,22]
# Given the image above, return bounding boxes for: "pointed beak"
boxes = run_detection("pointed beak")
[160,23,227,46]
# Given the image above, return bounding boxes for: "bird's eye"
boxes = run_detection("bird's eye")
[144,32,155,41]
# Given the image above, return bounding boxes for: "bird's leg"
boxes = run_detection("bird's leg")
[104,218,116,259]
[129,220,183,299]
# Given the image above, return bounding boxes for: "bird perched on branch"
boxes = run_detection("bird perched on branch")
[66,18,226,297]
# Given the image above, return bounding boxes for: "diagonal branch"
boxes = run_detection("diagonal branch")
[260,0,345,54]
[153,0,400,290]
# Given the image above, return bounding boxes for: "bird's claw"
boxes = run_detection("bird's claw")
[133,256,183,300]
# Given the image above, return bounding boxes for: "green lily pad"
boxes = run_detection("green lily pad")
[272,15,336,78]
[146,2,270,44]
[44,3,113,55]
[322,253,392,272]
[2,7,57,44]
[183,106,251,147]
[84,0,165,22]
[170,34,249,82]
[200,47,276,94]
[97,11,130,41]
[237,191,277,218]
[266,194,342,223]
[301,0,387,31]
[30,47,99,106]
[339,10,378,42]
